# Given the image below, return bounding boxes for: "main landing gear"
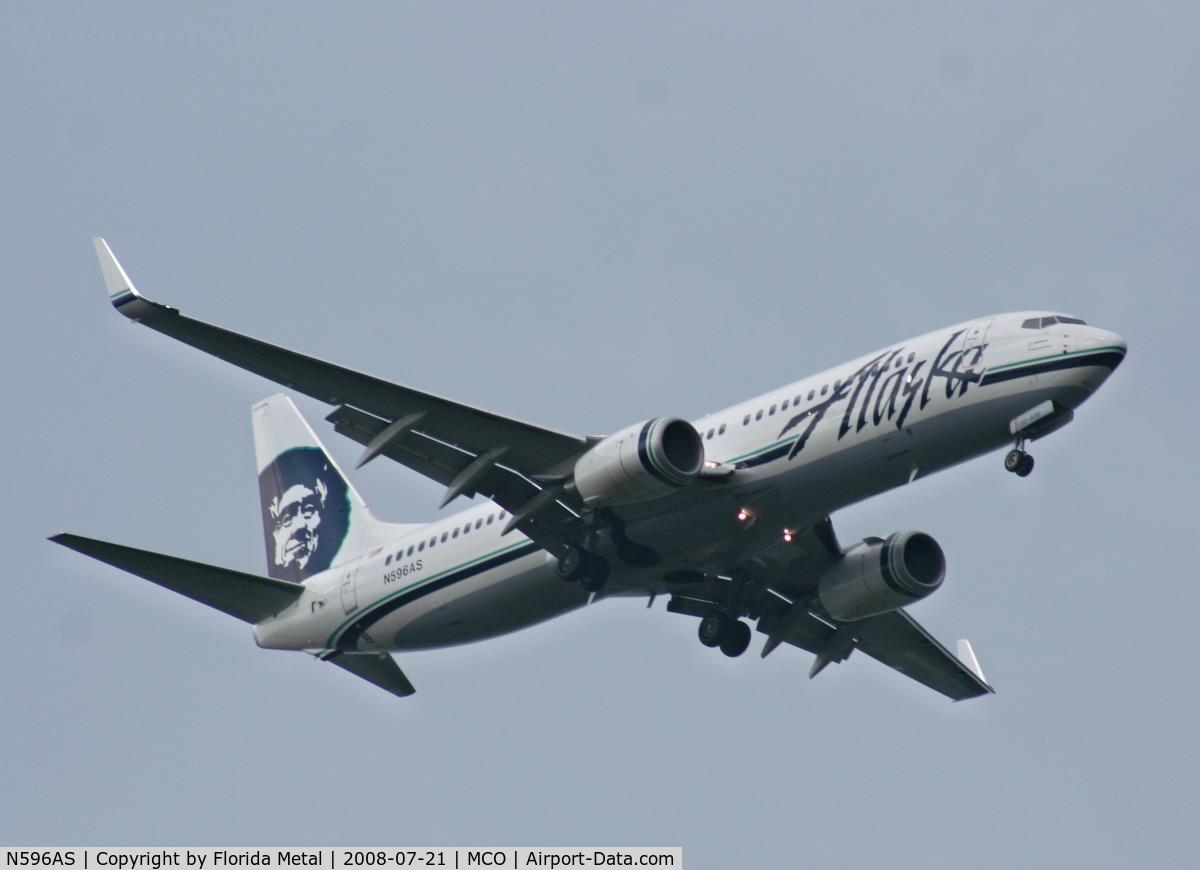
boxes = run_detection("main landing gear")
[698,611,752,658]
[1004,442,1035,477]
[556,546,610,593]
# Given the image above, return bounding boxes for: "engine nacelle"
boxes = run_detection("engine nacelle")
[817,531,945,622]
[574,417,704,507]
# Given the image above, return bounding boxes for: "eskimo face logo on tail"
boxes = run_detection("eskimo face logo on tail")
[258,447,350,582]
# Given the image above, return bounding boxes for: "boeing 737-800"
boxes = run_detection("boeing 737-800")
[52,239,1127,701]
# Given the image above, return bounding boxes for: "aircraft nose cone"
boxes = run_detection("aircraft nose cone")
[1077,326,1128,374]
[1082,326,1127,354]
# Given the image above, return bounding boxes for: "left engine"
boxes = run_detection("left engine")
[817,531,946,622]
[573,417,705,507]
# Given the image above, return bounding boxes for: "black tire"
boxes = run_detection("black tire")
[578,555,610,593]
[698,611,731,648]
[1004,449,1025,473]
[720,620,752,658]
[1016,453,1035,477]
[556,546,583,581]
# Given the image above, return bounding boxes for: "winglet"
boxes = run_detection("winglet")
[956,639,987,684]
[93,237,161,321]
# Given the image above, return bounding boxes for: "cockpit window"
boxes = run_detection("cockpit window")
[1024,315,1088,329]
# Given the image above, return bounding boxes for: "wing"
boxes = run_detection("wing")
[51,533,303,623]
[851,610,993,701]
[666,518,994,701]
[94,239,592,556]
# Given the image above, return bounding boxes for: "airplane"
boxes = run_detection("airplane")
[51,238,1127,701]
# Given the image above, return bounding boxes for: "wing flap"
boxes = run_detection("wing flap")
[329,404,585,556]
[51,533,303,624]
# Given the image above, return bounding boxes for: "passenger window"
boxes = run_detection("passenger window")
[462,523,470,534]
[907,353,915,363]
[452,528,459,538]
[820,385,827,396]
[475,519,482,529]
[781,400,789,410]
[743,415,751,425]
[429,537,436,547]
[498,512,506,520]
[487,514,494,524]
[385,555,392,566]
[718,424,726,435]
[441,532,448,543]
[407,546,414,556]
[418,541,425,552]
[808,390,815,401]
[768,404,776,415]
[755,410,763,421]
[834,380,841,390]
[707,428,714,439]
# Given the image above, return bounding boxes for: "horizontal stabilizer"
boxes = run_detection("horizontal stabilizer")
[51,533,303,623]
[326,651,416,697]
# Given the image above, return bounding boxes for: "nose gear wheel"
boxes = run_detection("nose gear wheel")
[1005,449,1034,477]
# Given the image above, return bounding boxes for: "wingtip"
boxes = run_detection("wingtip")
[93,238,158,320]
[955,638,988,685]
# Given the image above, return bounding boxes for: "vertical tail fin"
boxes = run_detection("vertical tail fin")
[252,394,418,582]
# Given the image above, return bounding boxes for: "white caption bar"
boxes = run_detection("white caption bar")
[2,849,682,870]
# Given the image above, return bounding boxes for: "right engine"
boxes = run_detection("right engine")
[817,531,946,622]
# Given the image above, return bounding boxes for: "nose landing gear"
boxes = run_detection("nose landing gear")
[1004,439,1035,477]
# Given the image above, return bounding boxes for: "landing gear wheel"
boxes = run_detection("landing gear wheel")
[1005,449,1034,476]
[556,547,583,581]
[577,554,610,593]
[719,620,752,658]
[698,611,731,648]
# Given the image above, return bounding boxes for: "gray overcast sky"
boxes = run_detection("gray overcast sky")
[3,3,1196,867]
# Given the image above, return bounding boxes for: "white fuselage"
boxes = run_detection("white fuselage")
[253,311,1125,655]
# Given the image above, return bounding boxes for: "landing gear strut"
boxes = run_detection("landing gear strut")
[698,611,752,657]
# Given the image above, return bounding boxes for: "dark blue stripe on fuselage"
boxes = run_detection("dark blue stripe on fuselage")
[336,542,542,650]
[980,350,1125,386]
[735,442,794,470]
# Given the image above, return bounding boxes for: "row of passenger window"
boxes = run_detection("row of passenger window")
[737,352,920,426]
[384,511,509,565]
[1022,315,1086,329]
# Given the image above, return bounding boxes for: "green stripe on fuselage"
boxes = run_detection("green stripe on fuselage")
[323,537,535,648]
[985,345,1127,374]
